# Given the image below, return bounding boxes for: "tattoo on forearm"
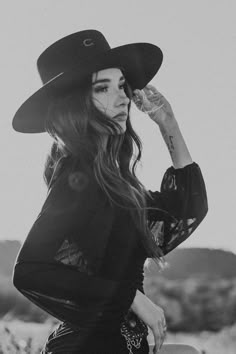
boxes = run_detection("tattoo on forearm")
[169,135,174,150]
[161,129,175,156]
[167,135,175,155]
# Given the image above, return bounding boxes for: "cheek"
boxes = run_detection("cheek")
[92,95,114,118]
[92,94,107,112]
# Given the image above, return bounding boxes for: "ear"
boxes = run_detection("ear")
[68,171,89,192]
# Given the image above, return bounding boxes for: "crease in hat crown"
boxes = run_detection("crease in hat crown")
[12,29,163,133]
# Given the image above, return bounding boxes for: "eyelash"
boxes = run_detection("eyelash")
[94,83,126,93]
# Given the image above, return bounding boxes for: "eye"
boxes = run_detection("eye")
[93,85,108,93]
[119,82,126,90]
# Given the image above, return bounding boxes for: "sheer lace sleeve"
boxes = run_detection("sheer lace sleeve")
[146,162,208,255]
[13,166,136,331]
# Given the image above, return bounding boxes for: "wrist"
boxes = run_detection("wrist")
[130,289,144,313]
[149,106,177,126]
[130,289,139,312]
[156,115,179,131]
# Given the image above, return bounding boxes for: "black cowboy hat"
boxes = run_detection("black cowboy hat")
[12,30,163,133]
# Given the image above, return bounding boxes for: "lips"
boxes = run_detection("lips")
[114,112,127,121]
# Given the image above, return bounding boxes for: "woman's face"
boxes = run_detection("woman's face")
[91,68,130,133]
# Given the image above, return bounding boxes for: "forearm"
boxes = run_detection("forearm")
[133,85,193,169]
[130,289,144,313]
[130,289,157,315]
[153,116,193,169]
[130,288,166,352]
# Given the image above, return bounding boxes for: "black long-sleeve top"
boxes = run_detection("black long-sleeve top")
[12,161,208,349]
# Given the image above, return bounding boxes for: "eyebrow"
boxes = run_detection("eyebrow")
[92,76,125,85]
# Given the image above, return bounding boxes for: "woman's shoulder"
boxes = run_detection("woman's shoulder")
[51,156,97,190]
[45,156,103,211]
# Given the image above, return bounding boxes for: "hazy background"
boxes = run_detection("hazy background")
[0,0,235,253]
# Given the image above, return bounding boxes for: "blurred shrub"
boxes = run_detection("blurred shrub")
[0,276,50,323]
[144,275,236,332]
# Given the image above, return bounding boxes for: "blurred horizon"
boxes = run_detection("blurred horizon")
[2,238,236,255]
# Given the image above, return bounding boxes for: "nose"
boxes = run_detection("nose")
[116,89,130,107]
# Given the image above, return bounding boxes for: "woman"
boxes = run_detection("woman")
[12,30,208,354]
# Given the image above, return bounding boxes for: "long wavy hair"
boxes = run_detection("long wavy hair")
[44,71,165,265]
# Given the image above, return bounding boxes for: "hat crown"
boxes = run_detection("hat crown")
[37,30,111,84]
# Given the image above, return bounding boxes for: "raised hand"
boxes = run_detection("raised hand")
[132,84,175,125]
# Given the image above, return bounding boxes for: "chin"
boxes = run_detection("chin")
[118,127,126,135]
[118,122,127,134]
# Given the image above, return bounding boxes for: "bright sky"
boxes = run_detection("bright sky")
[1,1,235,254]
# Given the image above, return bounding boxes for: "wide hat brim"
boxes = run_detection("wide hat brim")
[12,43,163,133]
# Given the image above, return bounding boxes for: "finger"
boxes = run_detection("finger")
[143,86,156,98]
[132,89,143,99]
[148,95,163,104]
[153,345,159,354]
[143,89,162,103]
[143,86,153,94]
[145,84,161,95]
[132,95,141,105]
[132,90,145,110]
[153,328,162,354]
[146,93,163,103]
[133,89,139,95]
[133,89,141,96]
[133,90,147,104]
[156,322,166,351]
[132,90,140,101]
